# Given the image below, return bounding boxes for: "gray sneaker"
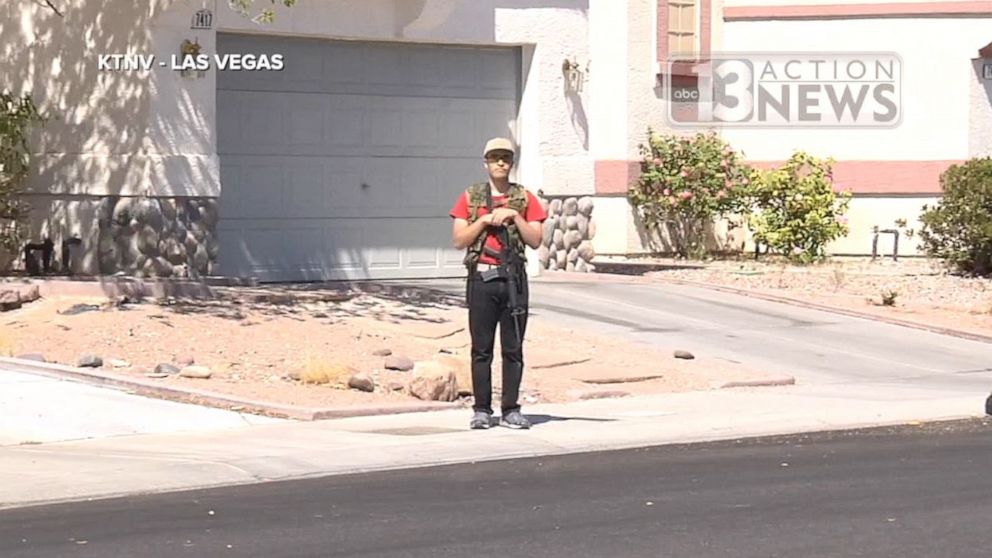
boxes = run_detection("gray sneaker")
[470,411,496,430]
[500,410,532,429]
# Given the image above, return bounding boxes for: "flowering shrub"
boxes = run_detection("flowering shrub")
[744,152,851,264]
[918,157,992,275]
[628,130,752,258]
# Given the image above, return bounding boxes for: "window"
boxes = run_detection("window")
[668,0,698,59]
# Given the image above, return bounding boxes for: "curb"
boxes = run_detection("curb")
[0,357,461,421]
[635,275,992,345]
[717,376,797,389]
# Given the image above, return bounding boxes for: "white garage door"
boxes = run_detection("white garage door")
[216,34,520,282]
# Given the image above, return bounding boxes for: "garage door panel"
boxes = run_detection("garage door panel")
[361,159,401,212]
[286,163,325,219]
[324,158,365,217]
[288,96,326,149]
[326,97,367,151]
[217,34,519,281]
[401,220,448,269]
[220,161,284,219]
[324,224,367,270]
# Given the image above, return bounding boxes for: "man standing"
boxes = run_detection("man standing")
[449,138,547,430]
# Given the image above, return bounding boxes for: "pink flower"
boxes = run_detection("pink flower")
[653,158,662,166]
[663,188,671,196]
[667,196,678,205]
[679,170,688,178]
[678,191,693,200]
[717,189,727,198]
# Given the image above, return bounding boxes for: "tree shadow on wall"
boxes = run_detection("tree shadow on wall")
[1,2,199,275]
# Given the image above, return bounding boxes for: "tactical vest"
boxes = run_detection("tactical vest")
[463,182,529,270]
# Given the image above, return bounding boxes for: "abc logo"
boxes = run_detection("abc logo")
[672,87,700,101]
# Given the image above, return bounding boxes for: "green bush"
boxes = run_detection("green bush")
[745,152,851,264]
[1,92,44,257]
[918,157,992,276]
[628,130,752,259]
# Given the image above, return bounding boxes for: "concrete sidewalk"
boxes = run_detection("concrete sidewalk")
[1,371,985,510]
[0,369,282,446]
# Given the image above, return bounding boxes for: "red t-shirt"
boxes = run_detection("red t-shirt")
[449,188,548,265]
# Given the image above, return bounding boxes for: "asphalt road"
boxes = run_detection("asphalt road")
[400,277,992,390]
[3,419,990,558]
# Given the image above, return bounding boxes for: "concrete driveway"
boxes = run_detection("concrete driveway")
[397,275,992,392]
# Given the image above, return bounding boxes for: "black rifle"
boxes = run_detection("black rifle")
[481,187,526,345]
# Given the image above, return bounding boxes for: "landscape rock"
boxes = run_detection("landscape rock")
[373,348,392,357]
[0,290,21,311]
[384,355,415,371]
[348,372,375,392]
[155,363,181,375]
[78,354,103,368]
[408,361,458,402]
[179,365,212,379]
[674,350,695,360]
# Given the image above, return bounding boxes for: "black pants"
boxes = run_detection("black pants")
[466,271,529,415]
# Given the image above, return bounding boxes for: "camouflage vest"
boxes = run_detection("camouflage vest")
[463,182,529,270]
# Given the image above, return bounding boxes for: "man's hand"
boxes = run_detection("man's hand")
[489,207,519,225]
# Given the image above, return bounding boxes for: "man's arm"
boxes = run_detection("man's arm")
[511,214,543,249]
[452,215,494,249]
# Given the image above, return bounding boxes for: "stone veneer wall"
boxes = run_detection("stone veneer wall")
[97,196,219,278]
[536,194,597,272]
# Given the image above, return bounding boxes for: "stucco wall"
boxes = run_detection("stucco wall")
[719,18,989,161]
[971,57,992,158]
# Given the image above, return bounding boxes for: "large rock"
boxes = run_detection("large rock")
[576,214,590,238]
[0,290,21,311]
[192,245,209,275]
[577,240,596,262]
[78,354,103,368]
[198,201,219,228]
[577,196,594,217]
[161,238,187,265]
[348,372,375,392]
[563,230,582,251]
[435,354,472,397]
[562,197,579,216]
[179,365,212,379]
[537,245,550,267]
[555,249,567,265]
[564,215,578,231]
[385,355,415,371]
[553,229,565,250]
[134,198,165,231]
[155,363,181,375]
[408,361,458,402]
[541,217,557,246]
[112,198,135,227]
[587,219,597,240]
[18,285,40,303]
[566,249,579,264]
[549,198,563,215]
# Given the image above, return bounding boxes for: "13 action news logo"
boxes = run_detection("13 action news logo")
[667,52,902,128]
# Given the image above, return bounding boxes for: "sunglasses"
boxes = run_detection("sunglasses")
[485,154,514,164]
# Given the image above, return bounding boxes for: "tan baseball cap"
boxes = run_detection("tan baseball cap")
[483,137,516,157]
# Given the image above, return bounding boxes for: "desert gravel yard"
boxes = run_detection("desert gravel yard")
[0,282,788,414]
